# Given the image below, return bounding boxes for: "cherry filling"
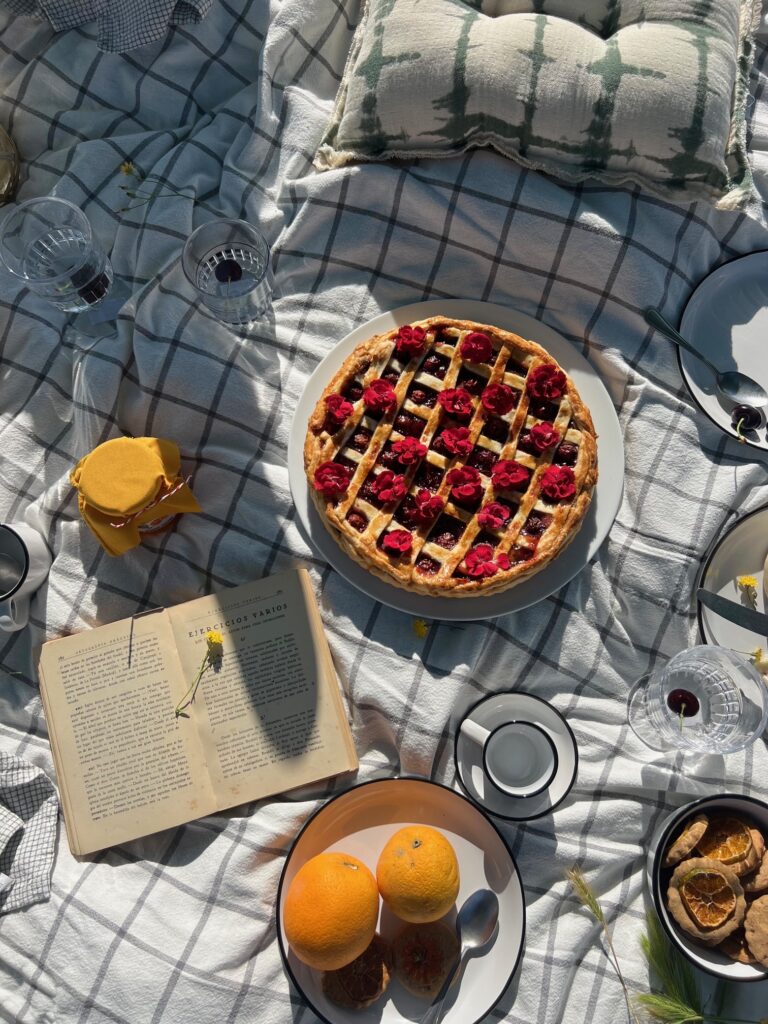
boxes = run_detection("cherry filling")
[430,515,465,550]
[509,545,535,563]
[505,356,529,377]
[422,352,450,379]
[521,512,553,537]
[528,400,559,422]
[377,443,401,469]
[397,494,420,528]
[416,555,440,575]
[342,380,364,402]
[394,411,426,438]
[481,416,509,443]
[414,462,444,492]
[517,430,539,456]
[381,365,402,385]
[475,531,498,549]
[334,453,357,472]
[667,689,700,717]
[553,441,578,466]
[407,383,438,408]
[349,427,373,453]
[346,509,368,532]
[456,368,486,396]
[467,447,498,475]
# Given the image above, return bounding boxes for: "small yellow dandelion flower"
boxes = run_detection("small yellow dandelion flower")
[737,575,759,609]
[206,629,224,650]
[412,618,429,639]
[119,160,136,176]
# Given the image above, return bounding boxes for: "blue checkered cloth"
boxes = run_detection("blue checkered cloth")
[0,0,212,52]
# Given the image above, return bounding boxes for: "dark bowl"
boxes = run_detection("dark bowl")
[648,793,768,982]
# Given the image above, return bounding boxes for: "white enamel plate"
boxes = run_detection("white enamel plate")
[698,502,768,650]
[288,299,624,620]
[679,251,768,452]
[276,778,525,1024]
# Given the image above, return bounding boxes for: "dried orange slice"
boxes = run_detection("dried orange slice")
[697,817,753,866]
[680,868,737,929]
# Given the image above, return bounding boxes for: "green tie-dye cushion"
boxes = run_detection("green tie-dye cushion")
[315,0,760,208]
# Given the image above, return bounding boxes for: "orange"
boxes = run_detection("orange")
[680,868,737,929]
[376,826,460,923]
[283,852,379,970]
[697,817,753,866]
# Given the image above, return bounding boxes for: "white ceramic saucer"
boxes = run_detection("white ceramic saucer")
[454,692,578,821]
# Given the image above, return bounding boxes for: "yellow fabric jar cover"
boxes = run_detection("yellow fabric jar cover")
[70,437,201,556]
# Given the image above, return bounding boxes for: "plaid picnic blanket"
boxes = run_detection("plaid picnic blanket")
[1,1,768,1021]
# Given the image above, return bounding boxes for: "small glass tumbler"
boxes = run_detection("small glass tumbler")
[627,645,768,756]
[0,196,113,313]
[181,219,272,328]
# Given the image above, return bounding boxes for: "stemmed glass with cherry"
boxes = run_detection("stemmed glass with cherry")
[627,645,768,758]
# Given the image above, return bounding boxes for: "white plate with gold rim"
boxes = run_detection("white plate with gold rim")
[276,777,525,1024]
[287,299,624,620]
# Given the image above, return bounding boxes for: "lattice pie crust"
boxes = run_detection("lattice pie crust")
[304,317,598,597]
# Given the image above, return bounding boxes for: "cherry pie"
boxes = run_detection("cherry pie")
[304,316,598,597]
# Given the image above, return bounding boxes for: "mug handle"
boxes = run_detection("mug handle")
[0,596,29,632]
[460,717,490,746]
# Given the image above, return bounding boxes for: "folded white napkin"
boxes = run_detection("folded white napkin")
[0,752,58,914]
[0,0,213,52]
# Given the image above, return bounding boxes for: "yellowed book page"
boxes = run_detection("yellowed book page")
[38,611,217,855]
[167,567,358,807]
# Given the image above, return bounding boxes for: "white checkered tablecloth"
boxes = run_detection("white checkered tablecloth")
[1,2,768,1021]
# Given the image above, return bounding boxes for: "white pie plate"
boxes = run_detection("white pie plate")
[287,299,624,620]
[679,251,768,453]
[697,502,768,650]
[276,778,525,1024]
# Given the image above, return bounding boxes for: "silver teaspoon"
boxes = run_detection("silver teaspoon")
[644,308,768,407]
[420,888,500,1024]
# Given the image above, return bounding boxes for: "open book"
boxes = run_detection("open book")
[38,567,358,855]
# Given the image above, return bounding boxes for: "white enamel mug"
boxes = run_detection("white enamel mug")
[460,717,558,798]
[0,523,51,632]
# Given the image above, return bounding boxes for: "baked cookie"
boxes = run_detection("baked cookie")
[322,934,392,1009]
[744,894,768,967]
[304,317,598,597]
[743,850,768,896]
[718,927,757,965]
[663,814,709,867]
[697,817,759,877]
[667,857,746,946]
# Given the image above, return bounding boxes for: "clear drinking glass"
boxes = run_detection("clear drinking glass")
[181,218,272,328]
[627,645,768,755]
[0,196,113,313]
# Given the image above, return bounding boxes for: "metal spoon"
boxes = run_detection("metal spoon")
[420,889,500,1024]
[644,307,768,407]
